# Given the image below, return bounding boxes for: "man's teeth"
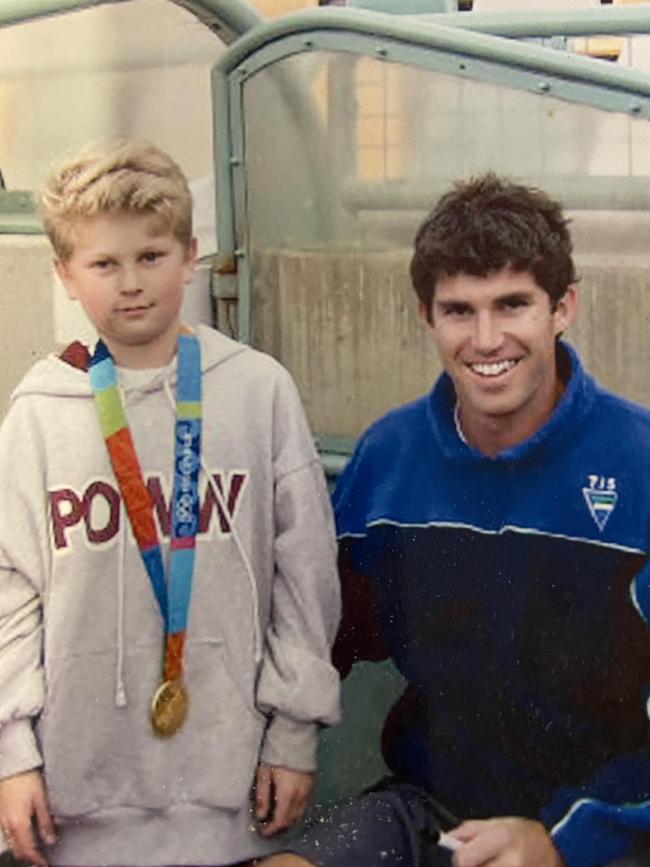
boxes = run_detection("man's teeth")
[470,359,518,377]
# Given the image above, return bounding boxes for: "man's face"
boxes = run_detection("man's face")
[425,267,577,435]
[56,212,197,368]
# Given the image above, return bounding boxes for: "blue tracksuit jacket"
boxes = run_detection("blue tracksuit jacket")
[333,343,650,867]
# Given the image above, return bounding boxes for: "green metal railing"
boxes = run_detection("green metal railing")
[210,4,650,472]
[217,7,650,96]
[341,176,650,214]
[0,0,263,41]
[346,0,456,12]
[4,0,650,475]
[0,191,41,234]
[429,5,650,39]
[212,5,650,345]
[0,0,265,235]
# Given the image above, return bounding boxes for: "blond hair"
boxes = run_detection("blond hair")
[40,141,193,260]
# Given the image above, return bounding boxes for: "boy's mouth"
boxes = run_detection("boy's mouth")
[118,303,153,314]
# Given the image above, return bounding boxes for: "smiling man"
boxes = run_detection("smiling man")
[263,175,650,867]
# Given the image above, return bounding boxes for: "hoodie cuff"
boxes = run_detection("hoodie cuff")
[260,715,318,773]
[0,718,42,780]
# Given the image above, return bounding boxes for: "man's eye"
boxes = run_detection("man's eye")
[445,306,471,317]
[502,297,529,311]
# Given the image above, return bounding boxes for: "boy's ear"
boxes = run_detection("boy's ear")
[53,258,79,301]
[182,237,199,284]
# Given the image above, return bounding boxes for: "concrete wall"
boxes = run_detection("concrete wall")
[253,234,650,439]
[0,237,54,412]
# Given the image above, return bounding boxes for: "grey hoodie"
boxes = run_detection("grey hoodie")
[0,325,341,865]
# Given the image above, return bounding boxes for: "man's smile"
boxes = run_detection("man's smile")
[465,357,522,378]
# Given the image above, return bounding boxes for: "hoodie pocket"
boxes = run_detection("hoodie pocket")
[38,639,266,817]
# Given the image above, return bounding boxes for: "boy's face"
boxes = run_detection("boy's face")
[424,266,577,438]
[55,212,197,368]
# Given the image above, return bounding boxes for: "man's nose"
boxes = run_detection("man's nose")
[473,311,503,354]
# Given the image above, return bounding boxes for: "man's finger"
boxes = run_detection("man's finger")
[452,825,510,867]
[449,820,487,842]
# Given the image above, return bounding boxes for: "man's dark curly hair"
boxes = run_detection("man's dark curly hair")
[410,174,577,322]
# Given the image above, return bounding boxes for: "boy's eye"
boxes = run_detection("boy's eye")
[91,259,113,270]
[141,250,165,263]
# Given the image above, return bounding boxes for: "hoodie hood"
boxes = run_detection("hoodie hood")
[10,324,247,403]
[425,341,595,465]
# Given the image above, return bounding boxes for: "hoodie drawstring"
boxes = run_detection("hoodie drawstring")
[114,505,128,708]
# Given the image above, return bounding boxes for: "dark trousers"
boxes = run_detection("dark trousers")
[285,784,650,867]
[286,783,454,867]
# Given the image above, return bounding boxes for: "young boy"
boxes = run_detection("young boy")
[0,141,341,867]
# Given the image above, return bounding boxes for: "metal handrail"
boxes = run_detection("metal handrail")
[341,176,650,213]
[216,7,650,97]
[428,6,650,39]
[0,0,263,42]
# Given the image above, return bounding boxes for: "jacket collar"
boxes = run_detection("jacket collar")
[427,341,595,463]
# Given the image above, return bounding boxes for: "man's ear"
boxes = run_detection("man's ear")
[54,258,78,301]
[419,301,434,329]
[553,284,579,336]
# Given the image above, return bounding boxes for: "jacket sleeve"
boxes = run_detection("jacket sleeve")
[0,400,48,780]
[331,544,391,679]
[329,432,391,679]
[256,368,341,773]
[542,560,650,867]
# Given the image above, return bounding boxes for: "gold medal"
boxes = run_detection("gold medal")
[151,678,189,737]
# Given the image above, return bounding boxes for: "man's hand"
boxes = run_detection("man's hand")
[0,769,57,867]
[254,764,315,838]
[448,817,564,867]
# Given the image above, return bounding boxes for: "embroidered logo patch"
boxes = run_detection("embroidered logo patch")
[582,475,618,532]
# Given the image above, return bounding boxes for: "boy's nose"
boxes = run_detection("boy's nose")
[119,265,142,295]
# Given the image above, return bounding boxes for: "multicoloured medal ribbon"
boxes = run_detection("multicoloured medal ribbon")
[89,328,202,736]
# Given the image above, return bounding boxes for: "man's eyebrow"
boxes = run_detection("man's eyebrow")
[494,289,533,304]
[434,298,473,310]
